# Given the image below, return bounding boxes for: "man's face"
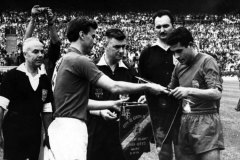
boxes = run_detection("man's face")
[82,27,96,55]
[154,15,173,41]
[106,38,127,63]
[170,42,193,65]
[24,43,44,68]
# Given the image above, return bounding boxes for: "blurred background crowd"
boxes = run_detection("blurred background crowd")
[0,10,240,77]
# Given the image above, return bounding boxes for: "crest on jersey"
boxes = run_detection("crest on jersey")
[42,89,48,102]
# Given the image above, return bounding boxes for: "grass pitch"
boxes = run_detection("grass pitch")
[140,77,240,160]
[0,77,239,160]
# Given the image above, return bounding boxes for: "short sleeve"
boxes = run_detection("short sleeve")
[168,65,179,89]
[43,102,53,112]
[0,71,15,109]
[39,74,54,112]
[74,56,103,84]
[203,57,222,91]
[44,75,54,104]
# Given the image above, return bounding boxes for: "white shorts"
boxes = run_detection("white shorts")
[48,117,88,160]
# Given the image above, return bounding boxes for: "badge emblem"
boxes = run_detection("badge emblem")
[192,79,199,88]
[42,89,48,102]
[124,108,131,120]
[95,88,103,99]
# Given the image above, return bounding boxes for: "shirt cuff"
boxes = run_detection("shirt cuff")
[0,96,10,110]
[43,102,53,112]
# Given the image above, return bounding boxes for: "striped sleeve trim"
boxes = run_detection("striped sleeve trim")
[0,96,10,110]
[43,102,53,112]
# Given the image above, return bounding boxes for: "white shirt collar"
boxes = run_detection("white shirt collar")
[17,63,46,91]
[0,64,50,110]
[17,63,46,76]
[97,54,128,69]
[152,39,170,51]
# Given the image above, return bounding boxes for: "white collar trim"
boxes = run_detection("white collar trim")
[97,54,128,69]
[17,63,46,91]
[17,63,46,76]
[152,39,170,51]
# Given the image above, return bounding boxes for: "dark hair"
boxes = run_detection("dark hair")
[166,27,194,47]
[67,17,98,42]
[152,10,175,25]
[105,28,126,41]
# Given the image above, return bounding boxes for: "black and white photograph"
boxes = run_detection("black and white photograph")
[0,0,240,159]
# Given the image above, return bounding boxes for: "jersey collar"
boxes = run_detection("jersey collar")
[152,39,170,51]
[97,54,128,69]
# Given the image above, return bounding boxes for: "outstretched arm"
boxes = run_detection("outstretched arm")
[88,99,128,111]
[45,8,61,78]
[47,9,61,44]
[24,5,40,40]
[169,87,221,100]
[96,74,167,96]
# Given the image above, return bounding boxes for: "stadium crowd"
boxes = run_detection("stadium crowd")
[0,7,237,160]
[0,10,240,73]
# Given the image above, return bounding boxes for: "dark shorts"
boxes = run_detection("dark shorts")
[179,112,225,154]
